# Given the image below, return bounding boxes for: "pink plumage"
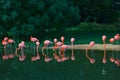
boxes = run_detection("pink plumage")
[19,41,25,48]
[44,40,52,45]
[114,35,119,40]
[109,38,114,43]
[30,36,39,42]
[56,42,62,46]
[8,39,15,43]
[61,45,68,49]
[89,41,95,46]
[4,37,8,41]
[2,40,8,46]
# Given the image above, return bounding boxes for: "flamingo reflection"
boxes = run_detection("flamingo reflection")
[42,40,53,62]
[15,41,26,61]
[102,35,107,64]
[86,41,95,64]
[71,38,75,61]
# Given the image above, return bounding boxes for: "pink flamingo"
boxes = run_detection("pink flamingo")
[2,37,9,60]
[114,34,120,66]
[53,41,64,62]
[30,36,40,62]
[102,35,107,64]
[71,38,75,60]
[31,41,40,62]
[2,40,8,60]
[8,39,15,59]
[54,41,64,62]
[109,38,115,62]
[86,41,95,64]
[60,44,69,61]
[30,36,39,42]
[15,41,26,61]
[42,40,53,62]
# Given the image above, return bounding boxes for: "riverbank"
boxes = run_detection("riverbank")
[67,44,120,51]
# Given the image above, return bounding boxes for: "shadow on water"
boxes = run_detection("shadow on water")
[0,49,120,80]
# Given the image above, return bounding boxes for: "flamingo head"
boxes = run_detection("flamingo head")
[114,35,119,40]
[71,38,75,43]
[4,37,9,41]
[61,36,64,41]
[54,38,57,43]
[89,41,95,47]
[102,35,106,41]
[36,41,40,46]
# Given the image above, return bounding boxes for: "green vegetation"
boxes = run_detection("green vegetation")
[0,0,120,40]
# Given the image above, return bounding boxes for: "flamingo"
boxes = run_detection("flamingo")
[102,35,107,64]
[8,39,15,59]
[109,38,115,62]
[42,40,53,62]
[53,38,63,62]
[30,36,39,42]
[30,36,40,62]
[60,36,69,61]
[2,37,9,60]
[15,41,26,61]
[31,41,40,62]
[60,44,69,61]
[2,40,8,60]
[71,38,75,60]
[53,41,63,62]
[86,41,95,64]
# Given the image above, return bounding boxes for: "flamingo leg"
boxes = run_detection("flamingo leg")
[86,46,92,59]
[103,41,107,63]
[103,41,106,59]
[34,43,36,56]
[4,45,7,55]
[15,47,20,56]
[36,46,39,56]
[86,45,95,64]
[53,46,58,59]
[71,42,75,60]
[86,49,91,60]
[42,46,47,58]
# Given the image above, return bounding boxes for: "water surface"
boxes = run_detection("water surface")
[0,50,120,80]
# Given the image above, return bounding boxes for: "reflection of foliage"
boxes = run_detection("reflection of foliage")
[0,0,120,40]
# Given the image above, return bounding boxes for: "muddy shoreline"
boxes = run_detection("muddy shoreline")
[66,44,120,51]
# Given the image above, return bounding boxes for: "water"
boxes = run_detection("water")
[0,50,120,80]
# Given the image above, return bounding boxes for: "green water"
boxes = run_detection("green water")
[0,50,120,80]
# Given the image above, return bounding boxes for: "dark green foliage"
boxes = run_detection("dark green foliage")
[0,0,120,40]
